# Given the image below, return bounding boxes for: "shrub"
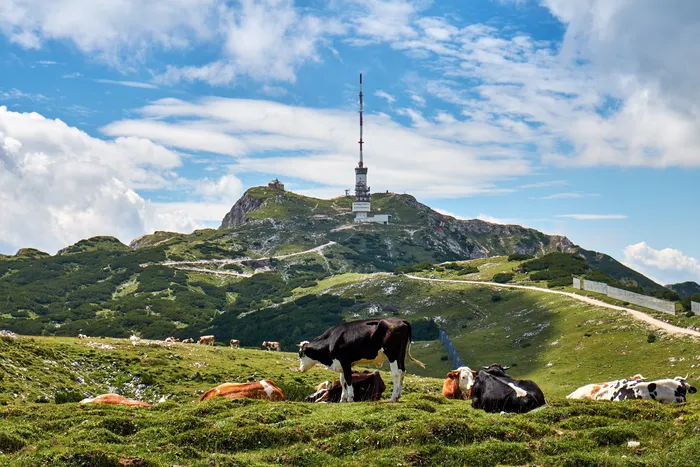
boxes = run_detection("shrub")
[647,333,657,343]
[508,253,534,261]
[440,355,448,361]
[492,273,514,284]
[55,389,84,404]
[491,295,502,302]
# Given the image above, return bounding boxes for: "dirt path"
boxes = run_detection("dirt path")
[405,275,700,339]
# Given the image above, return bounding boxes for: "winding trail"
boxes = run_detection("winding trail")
[405,275,700,339]
[142,241,337,276]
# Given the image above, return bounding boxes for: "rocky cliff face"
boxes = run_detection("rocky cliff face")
[220,192,265,228]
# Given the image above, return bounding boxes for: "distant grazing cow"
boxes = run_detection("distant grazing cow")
[198,335,215,345]
[298,318,425,402]
[77,334,88,339]
[129,335,141,346]
[567,374,646,401]
[470,364,546,413]
[165,337,180,343]
[442,366,477,400]
[199,380,285,402]
[305,370,386,403]
[80,394,150,407]
[182,338,194,344]
[262,341,281,351]
[230,339,240,348]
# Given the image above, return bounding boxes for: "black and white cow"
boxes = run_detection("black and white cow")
[610,376,697,403]
[470,364,546,413]
[297,318,425,402]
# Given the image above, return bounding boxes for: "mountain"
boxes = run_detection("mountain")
[0,185,674,341]
[572,247,664,292]
[668,281,700,298]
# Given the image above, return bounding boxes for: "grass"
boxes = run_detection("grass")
[2,335,700,466]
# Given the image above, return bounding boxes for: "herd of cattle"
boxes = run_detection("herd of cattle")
[74,318,696,412]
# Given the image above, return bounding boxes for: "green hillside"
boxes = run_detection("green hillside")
[1,335,700,466]
[670,281,700,299]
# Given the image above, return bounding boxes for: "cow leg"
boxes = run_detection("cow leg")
[342,364,354,402]
[389,361,403,402]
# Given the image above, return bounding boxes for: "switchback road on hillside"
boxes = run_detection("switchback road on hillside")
[405,275,700,339]
[142,241,337,275]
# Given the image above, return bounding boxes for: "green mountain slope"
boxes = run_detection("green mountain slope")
[670,281,700,298]
[573,247,664,291]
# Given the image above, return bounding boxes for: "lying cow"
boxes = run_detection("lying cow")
[305,370,386,403]
[77,334,88,339]
[230,339,240,348]
[129,335,141,346]
[165,337,180,343]
[262,341,281,351]
[471,364,546,413]
[571,375,696,403]
[442,366,476,400]
[567,374,646,401]
[80,394,150,407]
[298,318,425,402]
[199,380,285,402]
[182,338,194,344]
[198,335,215,346]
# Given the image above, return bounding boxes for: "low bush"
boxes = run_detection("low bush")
[492,273,514,284]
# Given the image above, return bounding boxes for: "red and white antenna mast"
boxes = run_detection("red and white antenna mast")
[359,73,364,168]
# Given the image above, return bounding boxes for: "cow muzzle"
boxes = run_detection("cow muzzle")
[689,386,698,394]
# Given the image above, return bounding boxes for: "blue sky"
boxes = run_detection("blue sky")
[1,0,699,285]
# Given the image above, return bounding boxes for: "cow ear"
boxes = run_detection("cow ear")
[502,366,510,370]
[447,370,458,378]
[471,371,478,378]
[482,366,489,369]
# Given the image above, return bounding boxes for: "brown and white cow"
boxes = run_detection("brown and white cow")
[198,335,215,345]
[77,334,88,339]
[442,366,477,400]
[199,380,285,402]
[80,394,150,407]
[298,318,425,402]
[262,341,281,351]
[230,339,240,348]
[165,337,180,343]
[305,370,386,403]
[182,338,194,343]
[567,374,646,400]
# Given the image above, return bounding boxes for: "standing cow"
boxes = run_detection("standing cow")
[297,318,425,402]
[470,364,546,413]
[262,341,281,351]
[198,335,215,346]
[230,339,240,349]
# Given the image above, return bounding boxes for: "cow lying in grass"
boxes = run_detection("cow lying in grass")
[470,364,546,413]
[80,394,150,407]
[569,375,696,403]
[305,370,386,403]
[442,366,476,400]
[199,380,285,402]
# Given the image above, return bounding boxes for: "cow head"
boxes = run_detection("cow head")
[483,364,510,377]
[674,376,697,394]
[449,366,476,397]
[297,341,317,372]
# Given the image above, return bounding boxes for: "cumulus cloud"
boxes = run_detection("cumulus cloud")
[102,96,532,198]
[95,79,159,89]
[374,90,396,104]
[0,106,213,254]
[623,242,700,284]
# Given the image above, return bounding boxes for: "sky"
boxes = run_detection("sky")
[0,0,699,285]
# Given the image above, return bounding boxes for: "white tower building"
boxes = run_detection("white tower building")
[352,73,390,225]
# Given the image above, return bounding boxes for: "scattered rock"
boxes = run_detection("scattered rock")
[627,441,640,448]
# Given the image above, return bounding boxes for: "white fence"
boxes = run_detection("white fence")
[692,301,700,315]
[573,278,676,315]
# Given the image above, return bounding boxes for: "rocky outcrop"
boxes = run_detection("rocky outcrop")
[220,192,265,228]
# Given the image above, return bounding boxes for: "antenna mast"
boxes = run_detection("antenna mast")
[359,73,364,168]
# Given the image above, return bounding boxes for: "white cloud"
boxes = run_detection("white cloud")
[95,79,159,89]
[0,0,218,64]
[518,180,568,189]
[557,214,627,220]
[532,192,600,200]
[63,72,82,79]
[623,241,700,284]
[434,208,466,220]
[102,96,532,198]
[261,85,288,97]
[410,93,426,107]
[374,90,396,104]
[476,214,516,225]
[0,106,209,254]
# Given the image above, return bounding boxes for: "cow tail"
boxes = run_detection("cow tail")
[406,323,426,369]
